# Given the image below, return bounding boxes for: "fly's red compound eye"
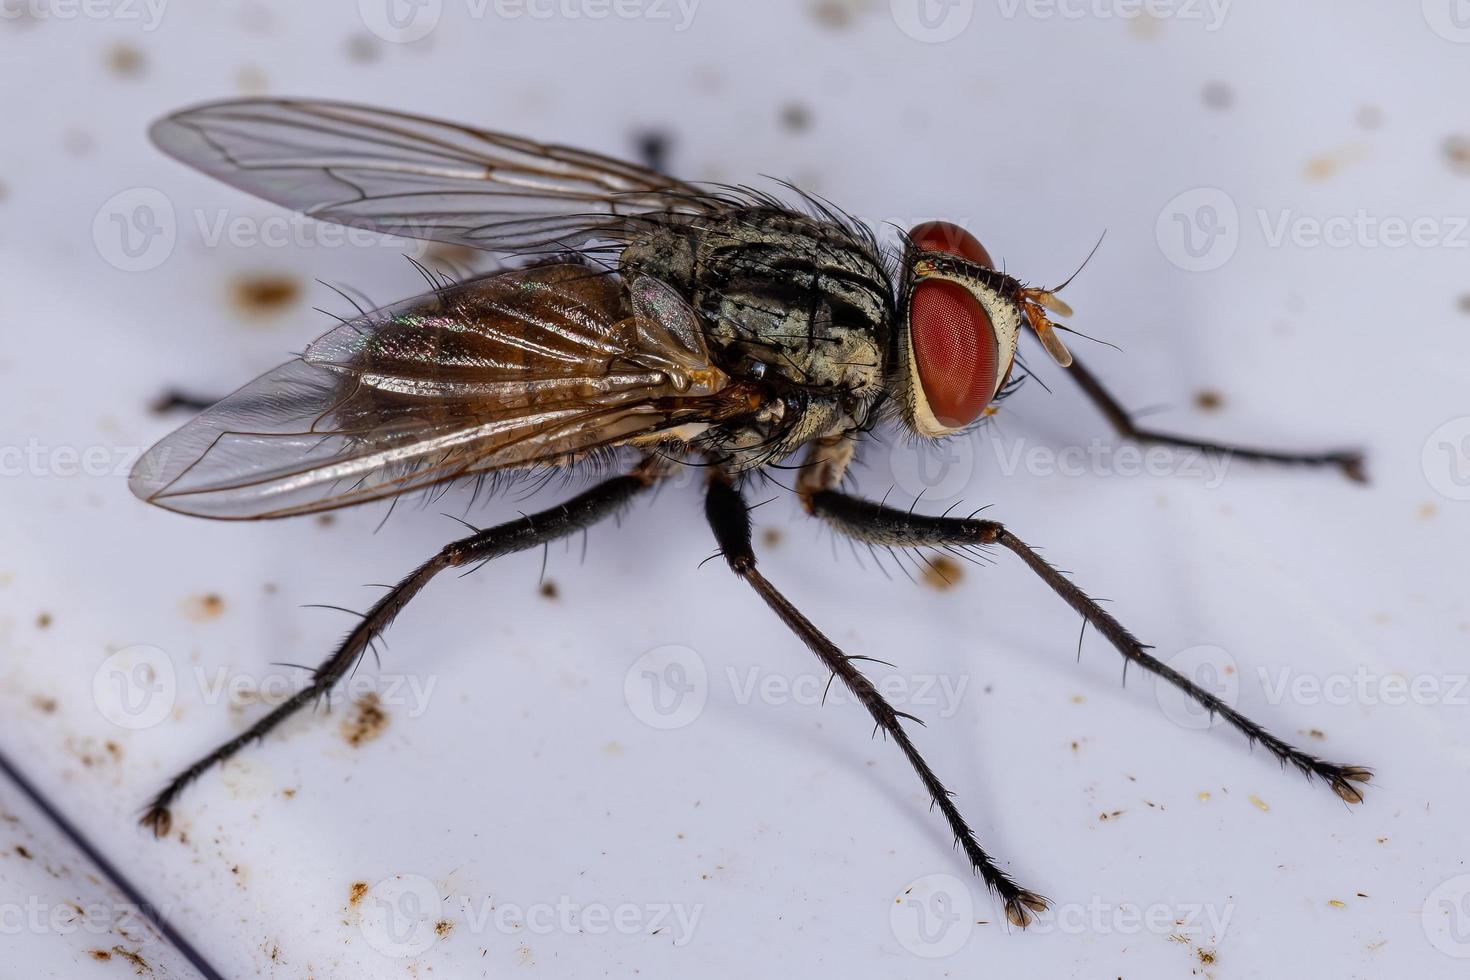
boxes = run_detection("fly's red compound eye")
[907,278,999,430]
[908,220,994,268]
[904,221,1005,432]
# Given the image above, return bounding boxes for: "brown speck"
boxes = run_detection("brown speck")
[1417,502,1438,520]
[1445,135,1470,176]
[231,273,301,317]
[31,694,57,714]
[15,845,32,859]
[106,42,146,78]
[349,881,370,906]
[1306,143,1369,181]
[110,946,151,976]
[182,593,226,623]
[235,64,268,95]
[1305,155,1336,180]
[281,787,296,799]
[1070,694,1085,704]
[435,919,453,938]
[1201,81,1232,110]
[1301,727,1326,740]
[341,693,388,747]
[35,611,52,629]
[1458,294,1470,315]
[780,103,813,133]
[539,579,559,600]
[1197,948,1217,965]
[1099,809,1124,821]
[345,33,381,63]
[761,527,783,548]
[1129,13,1163,38]
[316,514,336,528]
[1194,389,1224,412]
[1377,836,1388,844]
[921,555,964,592]
[88,949,112,961]
[810,0,860,29]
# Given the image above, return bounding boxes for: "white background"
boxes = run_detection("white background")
[2,1,1469,977]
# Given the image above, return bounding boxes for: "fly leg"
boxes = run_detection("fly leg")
[1047,353,1365,483]
[802,487,1373,805]
[704,475,1049,928]
[141,467,661,836]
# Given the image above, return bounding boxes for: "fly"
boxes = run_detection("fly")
[132,99,1370,927]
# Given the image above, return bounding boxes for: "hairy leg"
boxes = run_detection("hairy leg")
[1053,354,1365,483]
[141,468,658,836]
[805,488,1372,803]
[705,475,1048,927]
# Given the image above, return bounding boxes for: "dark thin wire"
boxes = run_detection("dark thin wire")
[0,746,228,980]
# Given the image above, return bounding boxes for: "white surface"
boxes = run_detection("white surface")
[2,2,1469,977]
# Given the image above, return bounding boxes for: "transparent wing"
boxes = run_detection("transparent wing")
[130,265,739,519]
[149,98,718,252]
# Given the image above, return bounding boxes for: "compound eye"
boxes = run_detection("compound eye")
[908,220,994,268]
[908,278,999,431]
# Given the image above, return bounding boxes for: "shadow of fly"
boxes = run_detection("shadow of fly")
[131,99,1370,927]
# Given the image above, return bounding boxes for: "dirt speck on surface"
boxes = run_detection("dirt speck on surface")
[810,0,868,29]
[31,694,57,714]
[1249,793,1270,812]
[1128,12,1163,38]
[14,845,33,859]
[235,64,268,95]
[87,949,112,961]
[230,273,301,318]
[316,514,336,528]
[1197,947,1217,965]
[1194,389,1224,412]
[1201,81,1232,110]
[341,694,388,747]
[921,555,964,591]
[110,945,152,975]
[761,527,783,549]
[106,42,146,78]
[182,593,226,623]
[349,880,370,906]
[345,33,381,63]
[1445,134,1470,176]
[539,579,559,600]
[780,103,813,133]
[35,611,52,629]
[435,919,453,938]
[1305,143,1368,181]
[633,130,672,173]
